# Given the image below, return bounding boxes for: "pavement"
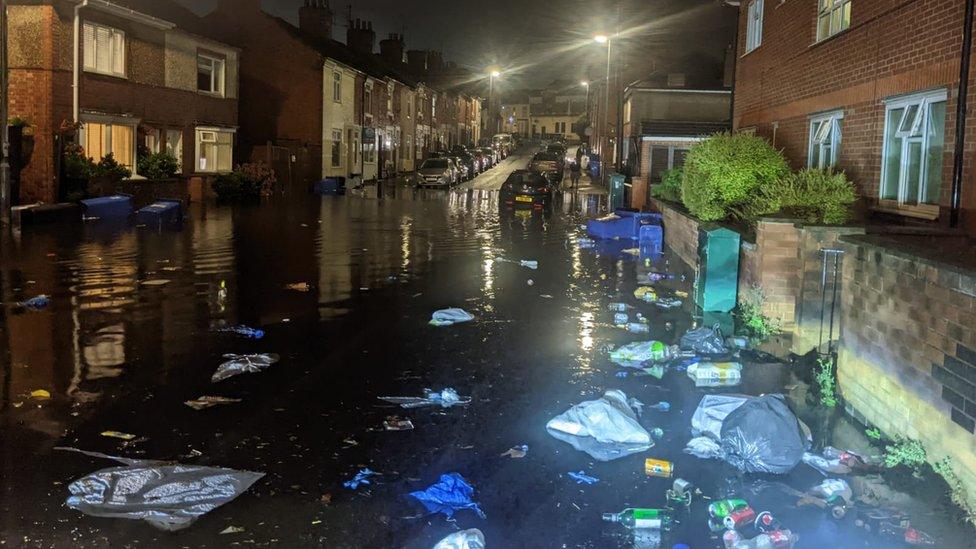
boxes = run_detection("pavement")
[0,158,968,547]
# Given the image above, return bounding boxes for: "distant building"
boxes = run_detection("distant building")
[8,0,239,203]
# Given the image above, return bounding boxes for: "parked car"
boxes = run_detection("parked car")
[417,158,457,187]
[448,155,471,180]
[546,142,568,163]
[528,151,565,185]
[470,149,488,172]
[500,170,554,209]
[480,147,498,167]
[451,147,478,177]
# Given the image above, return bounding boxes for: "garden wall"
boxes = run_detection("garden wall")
[89,178,190,209]
[838,235,976,502]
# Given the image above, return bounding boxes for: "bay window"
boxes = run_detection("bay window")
[81,120,136,172]
[195,128,234,173]
[808,111,843,169]
[880,90,946,207]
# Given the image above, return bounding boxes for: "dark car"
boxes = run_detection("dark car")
[528,151,565,185]
[448,155,471,180]
[450,147,478,177]
[480,147,498,167]
[470,149,488,172]
[500,170,554,209]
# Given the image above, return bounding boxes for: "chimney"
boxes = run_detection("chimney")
[379,33,405,66]
[407,50,427,75]
[298,0,333,43]
[347,19,376,55]
[426,50,443,73]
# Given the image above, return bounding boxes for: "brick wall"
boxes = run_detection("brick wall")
[733,0,976,232]
[839,235,976,504]
[652,198,701,268]
[739,220,801,327]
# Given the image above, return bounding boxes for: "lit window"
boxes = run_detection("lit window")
[880,90,947,206]
[808,111,843,169]
[817,0,851,42]
[81,121,135,172]
[745,0,764,53]
[333,72,342,102]
[83,22,125,77]
[165,129,183,172]
[364,83,373,118]
[197,54,225,96]
[195,128,234,173]
[331,129,342,168]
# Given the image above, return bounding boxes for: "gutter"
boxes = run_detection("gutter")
[950,0,974,228]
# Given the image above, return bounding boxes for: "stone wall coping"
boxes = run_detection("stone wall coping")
[841,234,976,284]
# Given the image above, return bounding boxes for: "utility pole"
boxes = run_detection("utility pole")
[0,0,10,226]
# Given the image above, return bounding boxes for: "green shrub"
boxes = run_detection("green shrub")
[682,132,789,221]
[766,168,857,225]
[736,285,782,342]
[137,152,180,180]
[814,355,838,407]
[93,153,131,180]
[212,163,276,202]
[651,167,683,204]
[884,437,927,475]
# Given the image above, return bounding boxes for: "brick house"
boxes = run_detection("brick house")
[732,0,976,235]
[8,0,239,203]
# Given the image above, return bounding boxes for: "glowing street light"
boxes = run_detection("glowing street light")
[487,67,502,135]
[594,34,609,44]
[594,33,613,182]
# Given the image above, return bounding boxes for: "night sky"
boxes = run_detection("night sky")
[174,0,737,89]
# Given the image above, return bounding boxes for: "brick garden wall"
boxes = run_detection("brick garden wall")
[651,198,700,268]
[739,220,801,328]
[838,235,976,501]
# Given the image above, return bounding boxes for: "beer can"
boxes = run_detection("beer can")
[754,511,779,532]
[723,506,757,530]
[644,458,673,478]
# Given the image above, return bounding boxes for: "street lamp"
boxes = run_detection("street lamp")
[487,68,501,137]
[594,34,613,183]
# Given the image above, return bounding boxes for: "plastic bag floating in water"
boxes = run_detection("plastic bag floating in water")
[211,353,280,382]
[429,308,475,327]
[378,388,471,409]
[433,528,486,549]
[546,390,653,461]
[409,473,485,519]
[58,447,263,531]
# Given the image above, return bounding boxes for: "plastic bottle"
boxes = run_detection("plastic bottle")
[18,295,50,310]
[219,325,265,339]
[642,272,675,282]
[687,362,743,384]
[708,499,750,519]
[602,508,673,531]
[626,322,650,334]
[648,401,670,412]
[731,530,798,549]
[609,302,633,312]
[613,312,630,325]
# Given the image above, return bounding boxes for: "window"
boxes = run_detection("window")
[165,129,183,172]
[432,95,437,119]
[880,90,947,206]
[81,121,135,172]
[808,111,843,169]
[83,22,125,77]
[333,72,342,102]
[195,128,234,173]
[387,82,394,114]
[650,145,691,183]
[817,0,851,42]
[144,130,159,154]
[331,129,342,168]
[363,129,376,164]
[745,0,763,53]
[197,54,225,96]
[364,83,373,118]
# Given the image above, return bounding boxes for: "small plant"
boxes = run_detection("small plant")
[814,355,838,407]
[765,168,857,225]
[884,437,927,476]
[9,116,29,128]
[735,285,782,342]
[650,167,683,204]
[93,153,131,180]
[137,152,180,180]
[865,428,882,441]
[681,132,789,221]
[934,458,976,526]
[212,162,276,202]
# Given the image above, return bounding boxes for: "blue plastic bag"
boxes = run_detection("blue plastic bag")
[408,473,485,519]
[429,308,475,327]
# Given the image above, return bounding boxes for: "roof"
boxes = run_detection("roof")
[637,120,731,138]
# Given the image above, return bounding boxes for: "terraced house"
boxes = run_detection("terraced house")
[8,0,239,203]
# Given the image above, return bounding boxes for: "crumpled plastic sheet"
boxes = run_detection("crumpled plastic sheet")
[17,295,50,310]
[378,388,472,408]
[680,325,728,355]
[567,471,599,484]
[546,390,653,461]
[429,308,475,327]
[720,395,808,474]
[409,473,486,519]
[343,468,376,489]
[433,529,486,549]
[691,395,749,439]
[58,447,263,531]
[684,436,723,459]
[212,353,280,382]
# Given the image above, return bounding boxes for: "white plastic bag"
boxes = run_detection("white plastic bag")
[212,353,280,382]
[433,529,486,549]
[546,390,653,461]
[691,394,749,439]
[430,308,475,327]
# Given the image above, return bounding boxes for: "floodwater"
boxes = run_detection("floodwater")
[0,167,973,547]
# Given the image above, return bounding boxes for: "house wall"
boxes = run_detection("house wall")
[322,61,358,178]
[627,90,730,123]
[733,0,976,234]
[164,32,239,99]
[530,114,582,141]
[399,87,416,172]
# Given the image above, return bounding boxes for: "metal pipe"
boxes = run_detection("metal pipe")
[603,37,611,183]
[73,0,89,124]
[827,251,842,354]
[950,0,974,227]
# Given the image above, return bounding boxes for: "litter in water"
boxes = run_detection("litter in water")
[383,416,415,431]
[30,389,51,399]
[184,396,243,410]
[429,308,475,327]
[17,295,50,310]
[433,528,486,549]
[501,445,529,458]
[378,388,472,409]
[343,468,376,489]
[567,471,600,485]
[211,353,281,382]
[213,324,265,339]
[285,282,312,292]
[409,473,486,519]
[546,390,653,461]
[100,431,137,441]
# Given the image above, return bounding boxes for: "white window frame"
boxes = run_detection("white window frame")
[745,0,764,53]
[197,53,226,96]
[333,71,342,103]
[194,127,235,174]
[807,110,843,169]
[880,89,947,206]
[817,0,852,42]
[83,22,126,78]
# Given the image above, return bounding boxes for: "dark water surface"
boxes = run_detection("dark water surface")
[0,186,973,548]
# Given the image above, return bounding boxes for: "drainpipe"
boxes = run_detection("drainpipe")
[73,0,88,124]
[951,0,974,228]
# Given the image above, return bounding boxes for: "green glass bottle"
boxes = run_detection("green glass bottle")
[602,508,673,530]
[707,499,749,519]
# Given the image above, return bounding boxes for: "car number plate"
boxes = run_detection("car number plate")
[515,195,533,203]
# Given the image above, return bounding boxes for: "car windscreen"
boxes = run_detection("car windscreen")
[507,173,545,186]
[421,159,448,169]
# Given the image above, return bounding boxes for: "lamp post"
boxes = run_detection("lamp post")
[594,34,612,183]
[487,68,501,138]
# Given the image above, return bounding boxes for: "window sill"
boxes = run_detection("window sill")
[739,45,760,59]
[873,200,940,221]
[84,69,127,80]
[197,90,226,99]
[808,27,851,50]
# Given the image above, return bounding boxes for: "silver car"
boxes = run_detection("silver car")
[417,158,457,187]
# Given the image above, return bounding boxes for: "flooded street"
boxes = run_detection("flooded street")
[1,160,973,548]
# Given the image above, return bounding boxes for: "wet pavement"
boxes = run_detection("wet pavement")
[1,154,974,547]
